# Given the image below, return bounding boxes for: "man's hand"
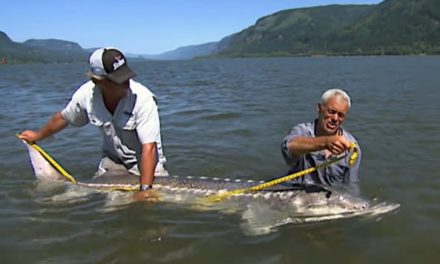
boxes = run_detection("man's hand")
[133,189,159,202]
[18,130,41,143]
[326,135,352,155]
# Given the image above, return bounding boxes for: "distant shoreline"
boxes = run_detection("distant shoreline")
[2,53,439,65]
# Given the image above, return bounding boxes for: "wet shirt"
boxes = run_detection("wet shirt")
[281,121,361,186]
[61,80,166,172]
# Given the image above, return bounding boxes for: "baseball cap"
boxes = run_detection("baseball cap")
[87,47,136,84]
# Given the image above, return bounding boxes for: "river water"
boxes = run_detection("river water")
[1,56,439,263]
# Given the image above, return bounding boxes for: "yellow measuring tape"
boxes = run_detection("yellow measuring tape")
[17,134,358,197]
[17,135,141,191]
[93,185,139,192]
[205,143,358,203]
[17,135,77,184]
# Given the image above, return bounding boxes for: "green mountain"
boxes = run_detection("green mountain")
[0,32,89,63]
[333,0,440,55]
[216,0,440,57]
[2,0,440,62]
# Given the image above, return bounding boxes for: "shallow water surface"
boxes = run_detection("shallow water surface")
[1,56,439,263]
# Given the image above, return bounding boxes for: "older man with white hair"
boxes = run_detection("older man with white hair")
[281,89,361,189]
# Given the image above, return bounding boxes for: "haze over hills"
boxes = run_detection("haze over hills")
[1,0,440,63]
[0,31,90,63]
[24,39,84,51]
[142,41,219,60]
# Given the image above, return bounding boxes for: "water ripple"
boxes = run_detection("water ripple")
[2,57,440,262]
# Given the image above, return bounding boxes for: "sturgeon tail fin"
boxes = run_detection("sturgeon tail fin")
[18,136,77,184]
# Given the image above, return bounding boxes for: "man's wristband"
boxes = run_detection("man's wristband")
[140,184,153,192]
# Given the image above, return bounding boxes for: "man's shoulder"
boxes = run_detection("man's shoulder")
[74,80,95,95]
[128,80,157,115]
[297,121,314,129]
[129,80,155,99]
[286,121,314,138]
[70,81,95,102]
[292,121,315,132]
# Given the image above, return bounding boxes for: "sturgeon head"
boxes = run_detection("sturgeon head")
[291,185,370,215]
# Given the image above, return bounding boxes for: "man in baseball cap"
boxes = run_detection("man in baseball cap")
[87,47,136,84]
[20,47,169,200]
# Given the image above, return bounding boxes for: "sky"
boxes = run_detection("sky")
[2,0,382,55]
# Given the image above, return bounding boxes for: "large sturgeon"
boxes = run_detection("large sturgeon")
[21,139,400,234]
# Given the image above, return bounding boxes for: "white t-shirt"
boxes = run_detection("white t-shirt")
[61,79,166,174]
